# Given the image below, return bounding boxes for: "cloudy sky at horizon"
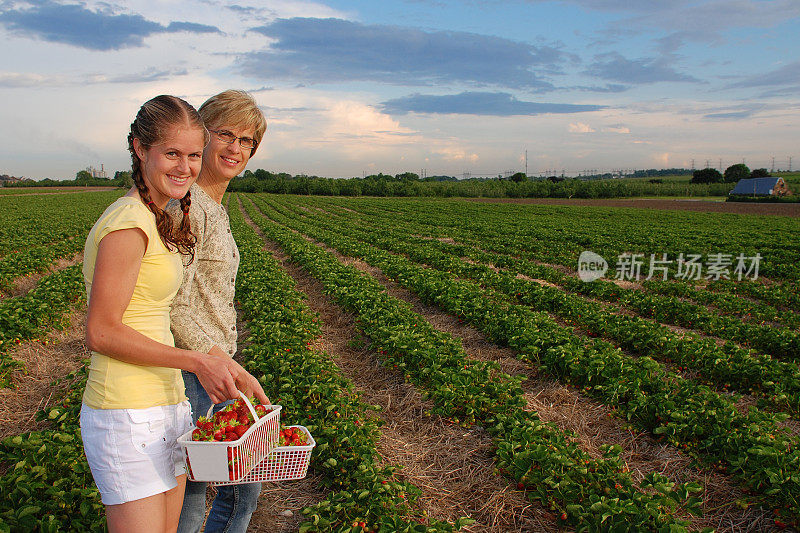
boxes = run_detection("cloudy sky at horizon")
[1,0,798,179]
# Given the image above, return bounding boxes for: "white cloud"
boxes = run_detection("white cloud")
[434,147,480,163]
[654,152,671,165]
[0,71,64,87]
[569,122,595,133]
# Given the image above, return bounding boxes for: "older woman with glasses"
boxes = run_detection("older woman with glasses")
[167,90,269,533]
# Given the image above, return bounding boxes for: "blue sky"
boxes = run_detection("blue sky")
[0,0,798,179]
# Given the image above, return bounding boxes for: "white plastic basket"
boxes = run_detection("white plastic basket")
[177,392,281,483]
[212,425,315,486]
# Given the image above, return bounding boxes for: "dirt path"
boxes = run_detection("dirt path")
[0,187,116,197]
[1,251,84,299]
[467,197,800,217]
[240,200,556,532]
[246,199,777,532]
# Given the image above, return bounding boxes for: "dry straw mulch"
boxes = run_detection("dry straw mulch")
[0,310,88,440]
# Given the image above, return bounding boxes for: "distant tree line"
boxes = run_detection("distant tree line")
[227,169,732,199]
[2,170,130,188]
[691,164,770,184]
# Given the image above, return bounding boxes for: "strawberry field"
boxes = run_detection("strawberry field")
[1,189,799,532]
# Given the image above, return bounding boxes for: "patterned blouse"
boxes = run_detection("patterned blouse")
[168,183,239,357]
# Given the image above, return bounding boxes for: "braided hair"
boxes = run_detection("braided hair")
[127,95,207,263]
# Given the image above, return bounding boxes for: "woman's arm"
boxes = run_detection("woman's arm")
[85,227,242,404]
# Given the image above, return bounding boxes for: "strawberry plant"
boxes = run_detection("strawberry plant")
[0,265,86,387]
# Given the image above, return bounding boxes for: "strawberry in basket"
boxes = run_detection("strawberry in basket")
[278,425,309,446]
[191,397,274,442]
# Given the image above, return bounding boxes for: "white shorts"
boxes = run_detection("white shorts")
[80,401,193,505]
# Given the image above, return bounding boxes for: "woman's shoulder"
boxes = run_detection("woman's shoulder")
[90,196,155,244]
[100,196,153,227]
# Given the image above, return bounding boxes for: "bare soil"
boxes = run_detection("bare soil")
[466,197,800,217]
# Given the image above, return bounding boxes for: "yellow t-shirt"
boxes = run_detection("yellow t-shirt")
[82,196,187,409]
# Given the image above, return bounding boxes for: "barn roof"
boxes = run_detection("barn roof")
[730,177,782,195]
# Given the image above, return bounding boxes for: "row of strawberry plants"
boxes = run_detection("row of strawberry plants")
[242,195,708,531]
[0,238,84,294]
[0,365,105,531]
[308,198,800,363]
[640,279,799,330]
[269,198,800,415]
[706,278,800,317]
[336,197,800,284]
[320,197,800,314]
[229,196,466,532]
[0,265,85,387]
[254,195,800,524]
[301,196,800,329]
[0,191,121,257]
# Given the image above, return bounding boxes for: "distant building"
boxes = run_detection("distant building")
[0,174,26,186]
[730,177,792,197]
[87,164,108,179]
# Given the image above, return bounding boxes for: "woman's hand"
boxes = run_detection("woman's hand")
[233,368,269,405]
[194,352,268,405]
[191,352,239,404]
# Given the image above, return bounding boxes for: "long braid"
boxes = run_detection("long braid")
[179,192,192,239]
[127,95,201,263]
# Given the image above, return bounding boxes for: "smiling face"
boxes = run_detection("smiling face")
[134,123,205,209]
[202,124,255,183]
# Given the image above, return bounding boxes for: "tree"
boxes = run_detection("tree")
[113,170,132,187]
[750,168,771,178]
[75,170,92,183]
[395,172,419,181]
[691,168,723,184]
[723,163,750,183]
[510,172,527,183]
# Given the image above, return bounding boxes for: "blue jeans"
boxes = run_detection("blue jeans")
[177,371,262,533]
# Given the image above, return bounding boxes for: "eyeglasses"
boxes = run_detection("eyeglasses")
[209,129,258,151]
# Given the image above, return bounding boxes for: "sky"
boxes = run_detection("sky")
[0,0,798,180]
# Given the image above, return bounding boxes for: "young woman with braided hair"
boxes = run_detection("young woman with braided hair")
[80,94,267,532]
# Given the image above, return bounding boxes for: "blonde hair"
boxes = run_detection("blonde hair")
[198,90,267,156]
